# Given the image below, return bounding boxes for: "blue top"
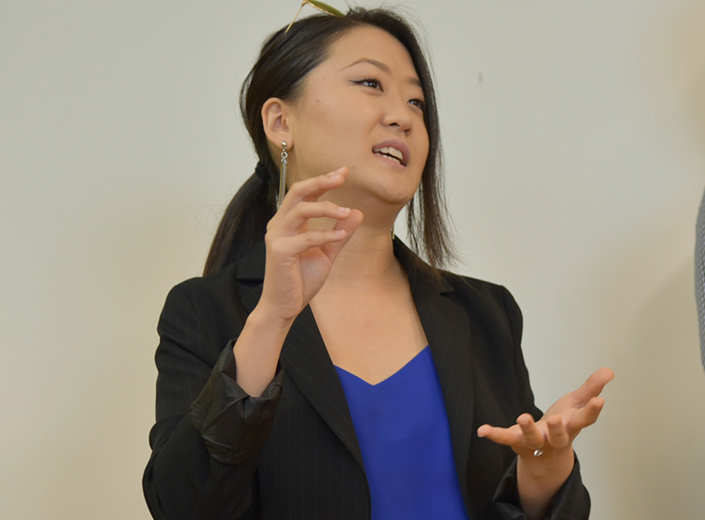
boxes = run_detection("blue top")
[335,346,469,520]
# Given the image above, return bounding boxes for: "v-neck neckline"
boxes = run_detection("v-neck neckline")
[334,345,430,387]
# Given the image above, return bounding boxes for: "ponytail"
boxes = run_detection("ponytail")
[203,162,276,275]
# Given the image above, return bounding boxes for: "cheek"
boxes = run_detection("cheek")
[418,128,430,163]
[303,97,348,137]
[292,104,358,177]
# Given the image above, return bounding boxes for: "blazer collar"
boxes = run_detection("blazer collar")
[235,239,475,507]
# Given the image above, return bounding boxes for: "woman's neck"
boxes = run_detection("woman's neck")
[304,190,407,284]
[322,223,401,286]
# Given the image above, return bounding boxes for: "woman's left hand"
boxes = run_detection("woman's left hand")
[477,367,614,461]
[477,367,614,518]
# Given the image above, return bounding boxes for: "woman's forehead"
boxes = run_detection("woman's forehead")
[321,26,419,80]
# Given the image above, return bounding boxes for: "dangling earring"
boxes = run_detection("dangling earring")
[277,141,288,209]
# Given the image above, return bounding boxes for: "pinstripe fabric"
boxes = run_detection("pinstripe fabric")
[408,270,476,506]
[144,239,590,520]
[697,189,705,369]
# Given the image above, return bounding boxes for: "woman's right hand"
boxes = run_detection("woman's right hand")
[233,167,361,396]
[258,166,363,325]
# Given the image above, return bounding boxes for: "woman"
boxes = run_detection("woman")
[143,6,613,520]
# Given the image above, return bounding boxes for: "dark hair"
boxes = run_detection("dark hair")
[204,8,454,276]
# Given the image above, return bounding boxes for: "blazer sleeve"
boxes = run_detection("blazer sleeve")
[143,282,283,520]
[491,286,591,520]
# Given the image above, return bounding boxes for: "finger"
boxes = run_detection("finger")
[275,201,353,234]
[320,209,364,262]
[571,367,615,404]
[278,167,349,211]
[567,396,606,431]
[272,229,351,257]
[545,415,570,449]
[477,424,523,447]
[517,413,545,450]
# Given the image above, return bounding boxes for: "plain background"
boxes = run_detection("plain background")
[2,0,705,518]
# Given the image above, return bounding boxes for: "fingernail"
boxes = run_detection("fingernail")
[338,206,350,215]
[328,167,346,179]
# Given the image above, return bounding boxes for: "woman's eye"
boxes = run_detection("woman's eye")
[357,78,381,89]
[409,98,426,111]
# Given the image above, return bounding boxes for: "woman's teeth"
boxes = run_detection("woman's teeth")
[375,146,404,165]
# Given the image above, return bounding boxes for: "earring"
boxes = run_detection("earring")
[277,142,288,209]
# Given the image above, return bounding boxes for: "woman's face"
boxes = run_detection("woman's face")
[285,25,429,209]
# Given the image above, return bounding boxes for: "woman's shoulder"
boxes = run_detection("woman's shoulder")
[441,268,505,293]
[159,261,248,332]
[437,269,522,328]
[394,237,520,316]
[167,262,240,300]
[158,261,250,348]
[168,241,266,298]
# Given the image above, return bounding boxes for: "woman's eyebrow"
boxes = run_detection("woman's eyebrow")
[340,57,422,88]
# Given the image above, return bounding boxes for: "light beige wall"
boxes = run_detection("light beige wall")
[1,0,704,518]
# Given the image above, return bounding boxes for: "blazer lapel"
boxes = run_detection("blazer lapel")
[235,243,364,470]
[399,242,476,512]
[279,306,365,468]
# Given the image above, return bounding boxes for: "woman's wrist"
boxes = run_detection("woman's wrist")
[518,445,575,480]
[516,448,575,519]
[232,305,294,397]
[247,302,297,334]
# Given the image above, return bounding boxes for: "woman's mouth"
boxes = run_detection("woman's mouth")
[372,142,409,167]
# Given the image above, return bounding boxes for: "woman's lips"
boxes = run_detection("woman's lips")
[372,140,409,167]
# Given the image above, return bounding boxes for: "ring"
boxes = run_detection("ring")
[531,431,546,457]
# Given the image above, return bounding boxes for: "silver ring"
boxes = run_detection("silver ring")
[532,431,546,457]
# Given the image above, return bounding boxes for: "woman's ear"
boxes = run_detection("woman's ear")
[262,97,294,150]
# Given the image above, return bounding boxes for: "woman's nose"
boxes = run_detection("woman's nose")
[381,94,413,134]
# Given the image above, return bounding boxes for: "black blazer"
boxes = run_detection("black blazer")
[143,240,589,520]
